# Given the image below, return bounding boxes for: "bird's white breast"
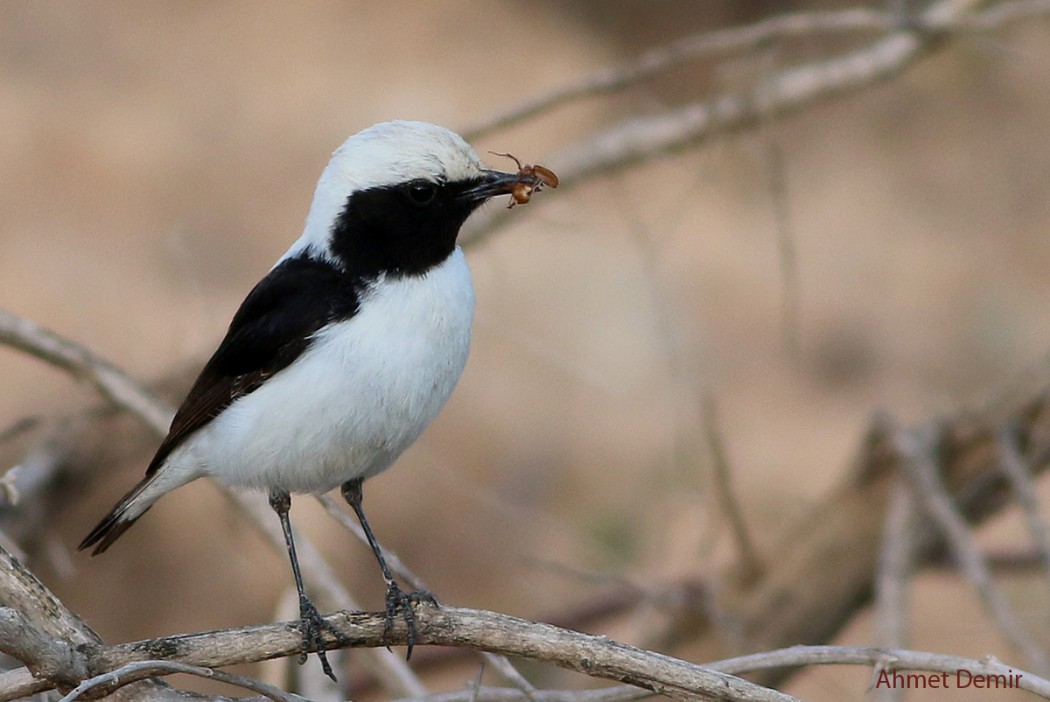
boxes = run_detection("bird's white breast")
[184,248,475,493]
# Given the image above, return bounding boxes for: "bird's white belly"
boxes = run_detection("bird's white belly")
[188,249,474,493]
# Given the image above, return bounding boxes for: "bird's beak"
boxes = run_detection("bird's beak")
[462,170,522,203]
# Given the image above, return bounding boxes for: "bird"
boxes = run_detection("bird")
[79,120,555,680]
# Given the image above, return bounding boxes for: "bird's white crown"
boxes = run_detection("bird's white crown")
[283,120,486,264]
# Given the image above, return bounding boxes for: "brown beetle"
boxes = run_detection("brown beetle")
[491,152,559,208]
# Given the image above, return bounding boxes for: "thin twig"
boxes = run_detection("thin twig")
[464,0,1047,247]
[391,685,654,702]
[462,8,894,140]
[873,476,916,651]
[0,308,172,433]
[969,0,1050,29]
[997,424,1050,582]
[894,426,1049,674]
[701,394,761,582]
[0,416,40,445]
[463,0,1050,141]
[707,645,1050,698]
[480,652,539,702]
[58,660,307,702]
[315,493,430,592]
[760,138,800,361]
[871,476,916,702]
[417,685,650,702]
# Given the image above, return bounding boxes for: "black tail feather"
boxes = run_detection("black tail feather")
[78,478,154,555]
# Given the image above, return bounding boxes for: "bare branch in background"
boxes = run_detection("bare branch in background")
[464,0,1050,141]
[463,0,1049,246]
[871,477,917,702]
[315,493,430,594]
[997,424,1050,582]
[392,687,654,702]
[700,394,761,583]
[392,685,653,702]
[58,660,307,702]
[0,309,172,433]
[893,425,1049,673]
[708,645,1050,698]
[463,8,897,140]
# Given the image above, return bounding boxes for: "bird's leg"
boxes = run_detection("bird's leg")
[269,489,338,681]
[340,478,435,659]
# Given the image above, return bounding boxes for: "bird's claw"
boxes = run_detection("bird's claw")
[298,596,339,682]
[383,582,437,659]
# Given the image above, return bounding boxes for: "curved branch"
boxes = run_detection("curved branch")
[462,7,895,140]
[58,660,306,702]
[463,0,1050,141]
[2,605,800,702]
[709,645,1050,698]
[462,0,1050,247]
[0,308,172,433]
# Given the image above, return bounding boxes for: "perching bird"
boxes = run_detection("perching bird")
[79,120,556,679]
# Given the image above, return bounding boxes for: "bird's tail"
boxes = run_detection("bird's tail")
[78,472,168,555]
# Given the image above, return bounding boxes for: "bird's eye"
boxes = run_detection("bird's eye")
[406,181,437,206]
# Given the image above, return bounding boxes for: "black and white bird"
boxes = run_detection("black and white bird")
[79,120,553,679]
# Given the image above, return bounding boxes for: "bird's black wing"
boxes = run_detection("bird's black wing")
[146,256,361,476]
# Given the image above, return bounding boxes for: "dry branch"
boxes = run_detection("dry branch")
[893,424,1048,671]
[58,660,306,702]
[0,309,172,433]
[0,543,222,701]
[683,391,1050,686]
[0,604,801,702]
[870,478,916,702]
[462,0,1050,246]
[709,645,1050,698]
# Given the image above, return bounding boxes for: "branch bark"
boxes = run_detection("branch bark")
[0,544,218,701]
[0,604,800,702]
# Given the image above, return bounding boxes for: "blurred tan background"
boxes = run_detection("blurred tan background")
[2,2,1050,700]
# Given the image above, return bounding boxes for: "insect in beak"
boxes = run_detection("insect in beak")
[489,152,559,208]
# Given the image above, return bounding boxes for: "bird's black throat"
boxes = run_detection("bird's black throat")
[328,177,485,279]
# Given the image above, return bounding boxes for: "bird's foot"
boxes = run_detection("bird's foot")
[297,595,339,682]
[383,581,437,659]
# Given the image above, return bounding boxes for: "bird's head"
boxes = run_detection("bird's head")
[286,120,526,277]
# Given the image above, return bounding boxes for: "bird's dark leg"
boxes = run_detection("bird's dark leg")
[340,478,435,659]
[269,489,338,681]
